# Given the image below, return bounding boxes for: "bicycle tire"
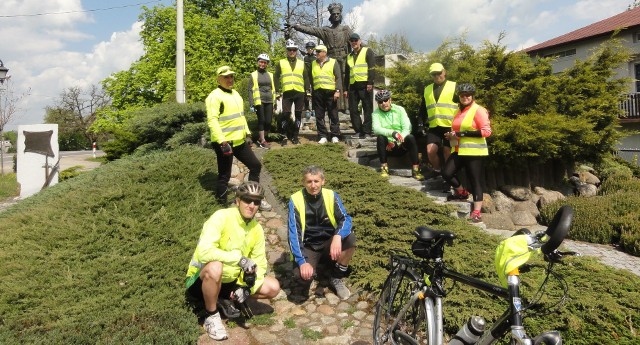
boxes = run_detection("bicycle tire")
[373,265,430,345]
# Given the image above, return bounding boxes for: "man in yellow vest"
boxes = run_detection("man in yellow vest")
[311,45,344,144]
[206,65,272,211]
[247,53,276,149]
[274,39,310,146]
[344,32,375,139]
[417,62,458,178]
[287,165,356,300]
[185,182,281,341]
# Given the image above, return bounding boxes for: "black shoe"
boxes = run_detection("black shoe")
[359,133,366,139]
[280,139,288,146]
[292,138,300,145]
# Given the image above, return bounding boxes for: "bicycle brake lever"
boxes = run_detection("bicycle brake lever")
[544,250,580,263]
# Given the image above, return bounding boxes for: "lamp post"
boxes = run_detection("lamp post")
[0,59,9,175]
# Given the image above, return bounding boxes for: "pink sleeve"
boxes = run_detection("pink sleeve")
[474,107,492,137]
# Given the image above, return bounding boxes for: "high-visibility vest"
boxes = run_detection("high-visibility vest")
[291,188,337,237]
[424,80,457,127]
[347,47,369,84]
[312,59,337,90]
[205,88,248,144]
[250,70,275,106]
[456,103,488,156]
[279,59,305,92]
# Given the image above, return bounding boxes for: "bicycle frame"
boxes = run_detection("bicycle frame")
[421,260,535,345]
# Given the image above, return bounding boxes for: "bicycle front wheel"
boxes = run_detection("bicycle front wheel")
[373,266,430,345]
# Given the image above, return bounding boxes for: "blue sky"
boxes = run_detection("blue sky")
[0,0,633,130]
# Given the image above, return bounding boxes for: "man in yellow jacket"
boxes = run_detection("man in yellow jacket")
[185,182,280,341]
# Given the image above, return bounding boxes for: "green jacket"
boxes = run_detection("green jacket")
[185,207,267,294]
[372,104,412,142]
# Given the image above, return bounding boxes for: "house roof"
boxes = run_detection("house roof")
[525,6,640,53]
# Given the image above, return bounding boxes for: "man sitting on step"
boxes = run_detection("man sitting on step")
[373,89,424,180]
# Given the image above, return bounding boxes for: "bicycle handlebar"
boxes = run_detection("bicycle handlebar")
[540,205,573,255]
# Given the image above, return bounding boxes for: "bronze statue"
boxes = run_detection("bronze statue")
[286,2,352,111]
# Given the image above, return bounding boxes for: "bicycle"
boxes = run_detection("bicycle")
[373,205,575,345]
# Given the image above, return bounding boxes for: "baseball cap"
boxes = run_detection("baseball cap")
[216,66,236,76]
[429,63,444,74]
[349,33,360,40]
[315,45,327,52]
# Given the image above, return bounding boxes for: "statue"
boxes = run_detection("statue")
[286,2,352,111]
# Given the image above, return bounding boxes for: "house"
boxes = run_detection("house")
[524,6,640,122]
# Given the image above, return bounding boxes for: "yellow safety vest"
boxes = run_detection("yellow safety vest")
[279,59,305,92]
[347,47,369,84]
[424,80,457,127]
[205,88,249,145]
[456,103,488,156]
[312,59,337,90]
[250,70,275,106]
[291,188,337,237]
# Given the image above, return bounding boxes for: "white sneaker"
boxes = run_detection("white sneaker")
[204,312,228,341]
[331,137,339,143]
[318,137,328,144]
[259,199,272,211]
[330,277,351,300]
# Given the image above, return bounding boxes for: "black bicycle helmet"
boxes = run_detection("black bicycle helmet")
[375,89,392,102]
[236,181,265,200]
[305,41,316,49]
[456,83,476,95]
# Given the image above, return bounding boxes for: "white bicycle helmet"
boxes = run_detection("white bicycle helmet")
[286,39,298,50]
[236,181,265,200]
[257,53,270,62]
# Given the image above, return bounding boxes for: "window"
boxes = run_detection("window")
[543,49,576,59]
[633,32,640,43]
[635,63,640,93]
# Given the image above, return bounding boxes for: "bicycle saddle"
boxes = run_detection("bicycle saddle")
[414,226,455,242]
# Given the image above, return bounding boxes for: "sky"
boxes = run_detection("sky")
[0,0,634,131]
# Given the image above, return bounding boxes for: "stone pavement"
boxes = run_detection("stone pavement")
[198,143,640,344]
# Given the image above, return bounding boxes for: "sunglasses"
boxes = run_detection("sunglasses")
[240,197,261,206]
[349,39,359,42]
[377,99,390,104]
[430,71,443,76]
[287,48,298,52]
[459,93,473,98]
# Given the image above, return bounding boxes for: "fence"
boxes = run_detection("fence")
[620,93,640,120]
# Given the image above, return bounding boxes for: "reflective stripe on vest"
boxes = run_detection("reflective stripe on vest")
[457,103,488,156]
[279,59,305,92]
[424,80,457,127]
[312,59,337,90]
[213,89,246,142]
[347,47,369,84]
[251,70,275,106]
[291,188,337,237]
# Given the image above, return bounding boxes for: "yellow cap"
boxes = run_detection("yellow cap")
[216,66,236,76]
[429,63,444,73]
[315,45,327,52]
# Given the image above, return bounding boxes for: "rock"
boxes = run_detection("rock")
[513,200,539,219]
[491,191,513,212]
[482,212,515,230]
[265,218,284,229]
[536,187,566,208]
[511,210,538,226]
[499,185,533,201]
[481,193,495,213]
[576,183,597,197]
[317,304,335,315]
[579,171,601,185]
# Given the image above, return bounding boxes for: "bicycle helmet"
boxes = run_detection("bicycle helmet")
[236,181,265,200]
[257,53,270,62]
[285,39,298,50]
[305,41,316,49]
[456,83,476,95]
[375,89,392,102]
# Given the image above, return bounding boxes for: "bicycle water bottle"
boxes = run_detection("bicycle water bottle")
[448,316,486,345]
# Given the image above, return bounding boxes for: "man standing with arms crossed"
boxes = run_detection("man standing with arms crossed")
[310,45,343,144]
[344,32,375,139]
[417,62,458,178]
[274,40,309,146]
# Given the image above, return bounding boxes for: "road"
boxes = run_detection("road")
[1,150,104,174]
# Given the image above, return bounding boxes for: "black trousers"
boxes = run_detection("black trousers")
[376,134,419,165]
[212,142,261,202]
[255,104,274,133]
[348,88,373,135]
[313,89,340,140]
[279,91,305,140]
[442,153,485,202]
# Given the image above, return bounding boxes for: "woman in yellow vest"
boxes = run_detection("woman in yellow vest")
[442,83,492,223]
[287,165,355,300]
[247,53,276,148]
[206,65,271,211]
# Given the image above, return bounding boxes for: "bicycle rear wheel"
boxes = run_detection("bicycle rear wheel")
[373,266,430,344]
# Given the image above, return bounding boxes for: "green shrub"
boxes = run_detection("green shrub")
[0,173,19,199]
[59,166,83,181]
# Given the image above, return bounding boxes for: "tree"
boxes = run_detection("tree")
[45,85,110,150]
[365,33,414,56]
[0,77,30,174]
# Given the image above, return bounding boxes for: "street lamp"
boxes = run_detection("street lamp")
[0,59,9,174]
